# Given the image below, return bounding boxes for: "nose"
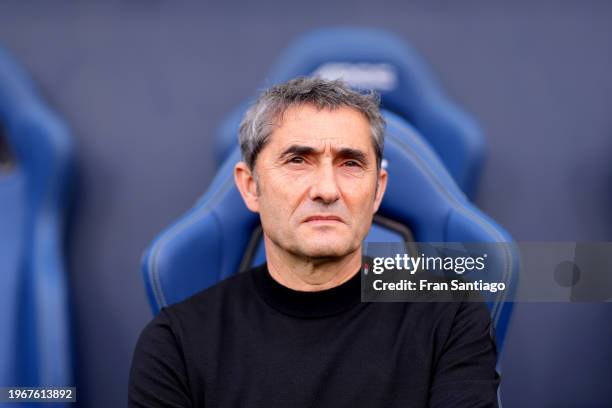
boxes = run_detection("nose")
[308,161,340,204]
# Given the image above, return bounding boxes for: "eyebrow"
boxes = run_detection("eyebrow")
[279,145,316,159]
[279,144,370,165]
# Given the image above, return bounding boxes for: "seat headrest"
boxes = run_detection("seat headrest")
[216,27,486,197]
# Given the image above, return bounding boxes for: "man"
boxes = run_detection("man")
[128,77,499,407]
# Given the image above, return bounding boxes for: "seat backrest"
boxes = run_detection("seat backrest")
[143,110,518,356]
[0,46,74,389]
[216,27,486,198]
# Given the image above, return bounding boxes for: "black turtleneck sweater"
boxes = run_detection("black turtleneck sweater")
[128,263,499,407]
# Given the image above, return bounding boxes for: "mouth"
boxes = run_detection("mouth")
[303,215,344,224]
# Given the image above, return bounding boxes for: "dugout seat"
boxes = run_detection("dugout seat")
[142,110,517,358]
[0,46,75,393]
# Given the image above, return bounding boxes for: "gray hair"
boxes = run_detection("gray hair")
[239,77,385,171]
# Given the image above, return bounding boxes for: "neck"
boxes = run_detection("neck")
[264,238,362,292]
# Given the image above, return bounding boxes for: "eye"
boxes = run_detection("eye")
[343,160,362,168]
[288,156,305,164]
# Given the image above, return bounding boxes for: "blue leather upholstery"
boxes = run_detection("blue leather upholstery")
[0,46,74,392]
[216,27,486,198]
[143,110,518,357]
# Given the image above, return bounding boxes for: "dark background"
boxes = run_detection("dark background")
[1,0,612,406]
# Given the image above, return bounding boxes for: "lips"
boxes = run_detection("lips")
[303,215,344,223]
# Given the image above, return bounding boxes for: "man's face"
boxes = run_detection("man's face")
[235,104,387,260]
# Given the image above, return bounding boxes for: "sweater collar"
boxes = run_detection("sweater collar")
[251,261,364,318]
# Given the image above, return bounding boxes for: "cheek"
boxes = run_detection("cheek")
[339,173,376,198]
[339,178,377,216]
[259,177,304,216]
[280,169,315,190]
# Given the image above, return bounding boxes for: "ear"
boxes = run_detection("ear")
[234,161,260,213]
[372,168,388,214]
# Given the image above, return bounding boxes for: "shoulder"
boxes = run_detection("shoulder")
[157,265,262,332]
[170,266,258,309]
[391,297,495,357]
[132,266,261,359]
[421,296,494,346]
[410,276,494,338]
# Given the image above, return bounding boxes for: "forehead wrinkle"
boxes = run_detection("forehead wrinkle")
[280,137,365,153]
[278,143,370,164]
[268,106,376,162]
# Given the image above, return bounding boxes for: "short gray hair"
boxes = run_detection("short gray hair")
[239,77,385,171]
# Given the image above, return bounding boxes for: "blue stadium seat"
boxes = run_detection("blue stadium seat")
[0,46,74,394]
[216,27,486,198]
[142,110,518,360]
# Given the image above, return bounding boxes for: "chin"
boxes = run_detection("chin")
[298,240,356,259]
